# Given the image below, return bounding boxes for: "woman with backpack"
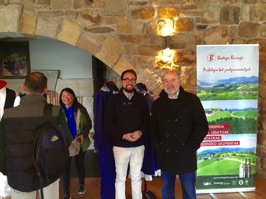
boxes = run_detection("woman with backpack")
[59,87,92,199]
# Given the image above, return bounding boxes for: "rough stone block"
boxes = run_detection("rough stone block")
[51,0,72,10]
[95,36,122,67]
[104,0,127,16]
[77,33,100,56]
[220,6,240,24]
[0,4,22,32]
[20,14,37,35]
[238,22,260,38]
[35,18,59,38]
[57,19,82,46]
[203,26,229,44]
[112,60,135,76]
[258,132,266,145]
[131,7,155,20]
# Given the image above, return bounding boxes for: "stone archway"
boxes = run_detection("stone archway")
[1,1,266,177]
[0,3,157,96]
[0,3,133,136]
[0,4,135,73]
[0,2,164,99]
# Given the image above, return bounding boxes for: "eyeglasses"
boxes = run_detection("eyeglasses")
[122,78,136,83]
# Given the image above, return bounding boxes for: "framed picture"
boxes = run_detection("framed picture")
[0,41,30,78]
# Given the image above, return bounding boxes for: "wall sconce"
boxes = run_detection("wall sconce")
[164,35,170,48]
[161,18,175,37]
[157,18,175,69]
[157,47,174,70]
[161,36,173,63]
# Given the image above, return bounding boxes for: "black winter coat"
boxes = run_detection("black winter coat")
[150,87,208,174]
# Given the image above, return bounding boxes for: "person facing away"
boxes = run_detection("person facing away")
[103,69,150,199]
[0,72,72,199]
[59,87,92,199]
[150,70,209,199]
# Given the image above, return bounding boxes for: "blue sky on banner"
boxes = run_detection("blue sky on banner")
[201,100,257,109]
[197,45,259,82]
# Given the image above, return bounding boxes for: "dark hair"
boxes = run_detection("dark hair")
[121,69,137,80]
[59,87,80,111]
[24,72,47,94]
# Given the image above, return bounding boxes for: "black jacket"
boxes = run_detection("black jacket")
[103,89,150,148]
[150,87,209,174]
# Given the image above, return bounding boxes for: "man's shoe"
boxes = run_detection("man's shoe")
[78,184,86,195]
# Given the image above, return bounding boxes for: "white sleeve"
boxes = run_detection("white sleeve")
[13,96,21,107]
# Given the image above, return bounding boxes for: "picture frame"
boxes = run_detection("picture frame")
[0,41,30,79]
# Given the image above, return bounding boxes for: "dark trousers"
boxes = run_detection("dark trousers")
[98,146,116,199]
[162,171,196,199]
[61,149,86,196]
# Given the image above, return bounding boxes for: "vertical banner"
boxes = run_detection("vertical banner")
[196,45,259,193]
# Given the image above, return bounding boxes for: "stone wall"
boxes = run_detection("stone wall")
[1,0,266,177]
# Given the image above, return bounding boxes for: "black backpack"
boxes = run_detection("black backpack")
[32,104,69,199]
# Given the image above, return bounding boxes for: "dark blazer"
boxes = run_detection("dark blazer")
[150,86,208,174]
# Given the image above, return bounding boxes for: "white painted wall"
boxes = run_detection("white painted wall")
[29,38,92,78]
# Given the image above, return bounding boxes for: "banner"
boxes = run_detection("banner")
[196,45,259,193]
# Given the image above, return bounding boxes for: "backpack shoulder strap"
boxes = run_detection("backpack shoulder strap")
[32,103,53,175]
[43,103,53,121]
[34,103,54,199]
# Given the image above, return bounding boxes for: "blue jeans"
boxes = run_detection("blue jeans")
[162,171,196,199]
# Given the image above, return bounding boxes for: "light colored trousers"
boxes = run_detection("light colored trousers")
[11,179,59,199]
[0,172,11,198]
[113,145,144,199]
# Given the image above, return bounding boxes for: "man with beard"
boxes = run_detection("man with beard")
[103,69,150,199]
[150,70,208,199]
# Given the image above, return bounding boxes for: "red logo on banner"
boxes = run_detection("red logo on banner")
[207,53,216,62]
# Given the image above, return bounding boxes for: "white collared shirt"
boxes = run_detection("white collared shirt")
[0,87,20,120]
[169,91,179,99]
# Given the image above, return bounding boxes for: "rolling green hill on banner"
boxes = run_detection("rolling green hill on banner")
[198,83,257,101]
[206,110,257,134]
[197,152,256,176]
